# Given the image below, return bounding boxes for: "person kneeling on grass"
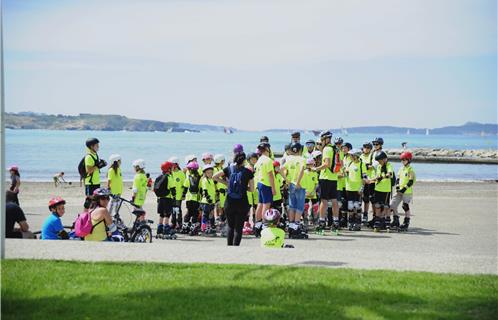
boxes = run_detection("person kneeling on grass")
[85,188,116,241]
[260,208,293,249]
[41,197,69,240]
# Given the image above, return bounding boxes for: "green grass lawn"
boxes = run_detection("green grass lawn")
[2,260,497,320]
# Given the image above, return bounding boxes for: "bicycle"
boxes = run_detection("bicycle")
[112,196,154,243]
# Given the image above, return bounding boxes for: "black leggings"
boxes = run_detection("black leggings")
[184,201,199,224]
[225,200,249,246]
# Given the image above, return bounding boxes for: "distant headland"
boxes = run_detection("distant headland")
[4,112,497,135]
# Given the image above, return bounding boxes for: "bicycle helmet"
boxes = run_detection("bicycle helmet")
[350,149,362,157]
[186,161,199,170]
[109,154,121,163]
[372,137,384,145]
[306,158,315,165]
[311,150,322,158]
[85,138,100,148]
[168,156,180,165]
[273,160,281,167]
[290,142,303,153]
[203,163,215,172]
[93,188,112,198]
[363,142,373,149]
[264,208,281,224]
[161,161,174,172]
[305,139,315,146]
[375,151,388,161]
[132,159,146,169]
[334,137,344,145]
[233,144,244,154]
[400,151,413,162]
[48,197,66,210]
[260,136,269,143]
[202,153,214,161]
[257,142,271,150]
[8,165,19,172]
[343,142,353,150]
[320,130,332,139]
[214,154,225,164]
[291,131,301,138]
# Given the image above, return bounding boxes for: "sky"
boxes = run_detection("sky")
[4,0,497,131]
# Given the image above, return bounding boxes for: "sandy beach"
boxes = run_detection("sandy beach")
[6,181,498,274]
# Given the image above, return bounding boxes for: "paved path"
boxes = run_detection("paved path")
[5,182,498,274]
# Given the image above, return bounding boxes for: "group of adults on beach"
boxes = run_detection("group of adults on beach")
[5,130,416,248]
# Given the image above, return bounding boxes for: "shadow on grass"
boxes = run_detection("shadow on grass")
[3,283,495,320]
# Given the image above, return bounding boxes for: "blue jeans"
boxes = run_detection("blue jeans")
[288,183,306,213]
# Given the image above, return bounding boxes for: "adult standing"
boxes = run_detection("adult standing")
[83,138,106,196]
[214,152,254,246]
[8,165,21,205]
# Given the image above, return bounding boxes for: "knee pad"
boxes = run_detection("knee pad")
[347,201,354,211]
[402,203,410,212]
[304,203,310,213]
[312,203,319,213]
[173,207,180,215]
[327,200,333,208]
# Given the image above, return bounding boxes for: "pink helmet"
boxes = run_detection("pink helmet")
[264,208,281,224]
[8,165,19,171]
[202,153,214,160]
[186,161,199,170]
[306,158,315,165]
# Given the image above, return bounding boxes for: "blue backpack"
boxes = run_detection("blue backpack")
[228,165,244,200]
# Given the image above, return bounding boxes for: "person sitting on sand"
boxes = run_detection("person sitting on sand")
[85,188,116,241]
[41,197,69,240]
[5,191,34,239]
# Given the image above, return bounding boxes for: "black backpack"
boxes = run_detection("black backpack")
[188,174,200,193]
[228,165,244,200]
[78,154,98,181]
[154,174,170,197]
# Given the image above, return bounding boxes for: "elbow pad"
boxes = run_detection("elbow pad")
[406,180,414,187]
[132,187,138,193]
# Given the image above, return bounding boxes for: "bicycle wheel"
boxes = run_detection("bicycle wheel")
[130,225,152,243]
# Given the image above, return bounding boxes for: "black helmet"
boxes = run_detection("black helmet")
[260,136,269,143]
[86,138,100,148]
[291,131,301,138]
[334,137,344,145]
[290,142,303,153]
[320,130,332,139]
[375,151,388,161]
[363,142,373,149]
[248,152,259,160]
[373,137,384,145]
[344,142,353,150]
[257,142,271,151]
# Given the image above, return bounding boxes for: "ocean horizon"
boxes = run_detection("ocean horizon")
[5,129,498,182]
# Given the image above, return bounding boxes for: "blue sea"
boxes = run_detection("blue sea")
[5,129,498,181]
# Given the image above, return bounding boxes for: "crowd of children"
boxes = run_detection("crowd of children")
[38,133,416,243]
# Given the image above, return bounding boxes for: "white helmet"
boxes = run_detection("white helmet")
[185,154,197,164]
[311,150,322,158]
[168,156,180,165]
[202,163,215,172]
[109,154,121,163]
[132,159,146,169]
[350,149,362,157]
[214,154,225,164]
